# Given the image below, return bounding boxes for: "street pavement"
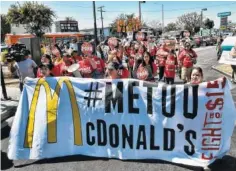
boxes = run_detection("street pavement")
[1,46,236,171]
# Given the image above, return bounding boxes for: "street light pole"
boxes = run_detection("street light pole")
[200,8,207,36]
[93,1,98,46]
[162,4,164,32]
[139,2,141,23]
[139,1,146,25]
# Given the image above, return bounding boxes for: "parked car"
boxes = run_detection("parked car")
[193,36,202,47]
[201,36,214,46]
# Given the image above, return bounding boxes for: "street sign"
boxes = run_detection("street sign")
[220,17,228,26]
[217,12,231,17]
[220,26,226,30]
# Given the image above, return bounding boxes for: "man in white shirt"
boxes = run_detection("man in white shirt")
[12,50,37,91]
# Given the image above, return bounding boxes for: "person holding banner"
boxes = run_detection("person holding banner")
[78,42,97,78]
[136,51,157,82]
[106,61,120,79]
[61,53,74,76]
[11,49,37,92]
[71,50,82,63]
[107,55,130,79]
[229,42,236,83]
[78,55,97,78]
[178,42,197,83]
[51,54,64,76]
[36,54,53,78]
[92,54,105,79]
[38,63,54,78]
[156,43,169,81]
[188,67,204,84]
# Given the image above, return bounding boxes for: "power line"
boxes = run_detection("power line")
[164,12,236,20]
[98,6,106,40]
[105,2,236,13]
[156,2,236,12]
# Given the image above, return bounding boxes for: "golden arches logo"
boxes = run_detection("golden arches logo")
[24,78,83,148]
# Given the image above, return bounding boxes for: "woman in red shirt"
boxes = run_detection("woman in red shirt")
[164,50,178,85]
[92,55,105,78]
[156,43,169,81]
[51,54,64,77]
[136,51,157,82]
[78,55,97,78]
[61,53,74,76]
[106,55,130,79]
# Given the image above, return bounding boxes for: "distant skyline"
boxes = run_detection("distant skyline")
[1,1,236,31]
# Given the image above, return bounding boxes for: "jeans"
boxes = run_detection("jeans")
[165,78,174,85]
[158,66,165,81]
[19,82,24,92]
[231,65,236,82]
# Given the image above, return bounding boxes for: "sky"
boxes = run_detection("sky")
[1,0,236,31]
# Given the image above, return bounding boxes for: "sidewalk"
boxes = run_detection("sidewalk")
[212,64,232,78]
[1,87,21,128]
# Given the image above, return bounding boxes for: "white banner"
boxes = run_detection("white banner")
[8,77,236,167]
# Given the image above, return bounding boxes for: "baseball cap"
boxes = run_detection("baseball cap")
[107,62,119,70]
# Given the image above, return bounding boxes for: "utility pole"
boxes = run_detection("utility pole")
[200,8,207,36]
[162,4,164,32]
[93,1,98,47]
[139,1,146,25]
[98,6,105,41]
[139,2,141,23]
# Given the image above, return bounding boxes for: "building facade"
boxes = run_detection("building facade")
[11,24,51,34]
[55,20,79,32]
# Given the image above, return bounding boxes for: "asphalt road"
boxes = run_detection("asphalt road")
[1,46,236,171]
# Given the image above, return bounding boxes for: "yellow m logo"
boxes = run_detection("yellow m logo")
[24,78,83,148]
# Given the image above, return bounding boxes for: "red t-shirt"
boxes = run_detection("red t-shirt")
[51,62,64,76]
[61,61,73,76]
[37,68,43,78]
[125,48,131,57]
[178,49,197,68]
[136,63,157,81]
[118,68,130,78]
[164,55,177,78]
[74,55,83,62]
[156,48,169,67]
[78,59,95,78]
[92,56,105,73]
[148,45,157,57]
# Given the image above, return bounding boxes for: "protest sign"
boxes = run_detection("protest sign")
[8,77,236,167]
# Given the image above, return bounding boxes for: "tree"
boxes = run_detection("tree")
[109,13,141,35]
[109,13,126,34]
[147,20,161,30]
[7,2,56,37]
[1,14,11,42]
[65,17,75,21]
[204,18,214,34]
[176,12,201,34]
[165,22,178,32]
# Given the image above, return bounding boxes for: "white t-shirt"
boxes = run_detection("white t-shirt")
[14,58,37,82]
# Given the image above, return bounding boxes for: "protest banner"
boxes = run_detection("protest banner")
[8,77,236,167]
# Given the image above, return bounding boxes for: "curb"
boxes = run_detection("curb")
[5,80,19,85]
[211,65,232,78]
[194,46,216,52]
[1,106,16,129]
